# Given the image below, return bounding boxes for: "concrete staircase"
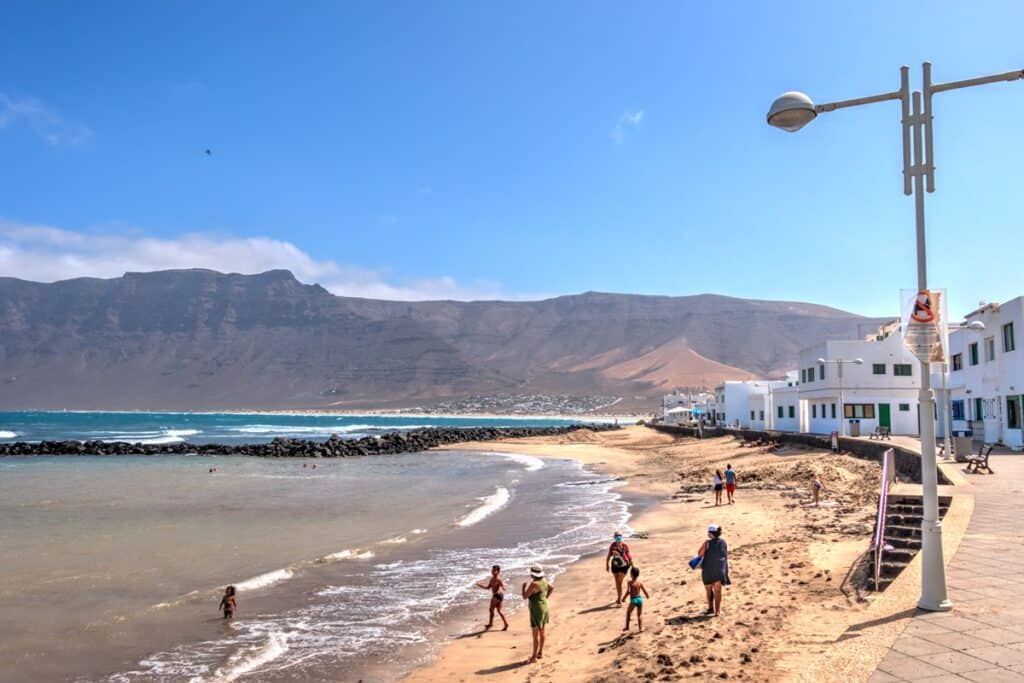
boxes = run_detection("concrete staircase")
[873,495,952,591]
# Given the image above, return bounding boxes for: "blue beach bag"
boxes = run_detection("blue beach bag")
[688,555,702,570]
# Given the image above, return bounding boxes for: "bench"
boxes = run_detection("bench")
[868,426,891,440]
[966,444,995,474]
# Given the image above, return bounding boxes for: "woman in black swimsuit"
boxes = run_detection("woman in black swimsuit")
[605,531,633,605]
[476,564,508,630]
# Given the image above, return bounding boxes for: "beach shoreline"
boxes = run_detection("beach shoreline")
[403,425,926,683]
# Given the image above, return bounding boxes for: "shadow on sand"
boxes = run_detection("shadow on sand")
[665,613,714,626]
[455,628,493,640]
[475,660,530,675]
[577,603,620,615]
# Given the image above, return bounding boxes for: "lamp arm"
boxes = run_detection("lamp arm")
[931,69,1024,94]
[814,89,903,113]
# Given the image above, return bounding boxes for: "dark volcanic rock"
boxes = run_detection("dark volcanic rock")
[0,424,620,457]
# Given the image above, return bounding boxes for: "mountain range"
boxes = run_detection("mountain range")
[0,269,886,411]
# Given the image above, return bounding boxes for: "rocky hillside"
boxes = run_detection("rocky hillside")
[0,269,885,410]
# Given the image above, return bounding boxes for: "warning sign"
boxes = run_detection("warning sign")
[902,289,945,363]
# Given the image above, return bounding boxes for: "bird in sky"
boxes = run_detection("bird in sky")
[204,149,212,156]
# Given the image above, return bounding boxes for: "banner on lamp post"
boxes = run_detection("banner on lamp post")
[900,288,947,363]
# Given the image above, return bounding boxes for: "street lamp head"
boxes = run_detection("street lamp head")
[816,357,827,364]
[853,358,864,365]
[767,91,817,132]
[966,320,986,331]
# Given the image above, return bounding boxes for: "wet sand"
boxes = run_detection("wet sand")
[406,426,895,682]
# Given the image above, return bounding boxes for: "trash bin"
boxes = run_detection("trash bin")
[953,435,973,463]
[849,420,861,437]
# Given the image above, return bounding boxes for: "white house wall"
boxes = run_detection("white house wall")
[797,328,923,436]
[947,297,1024,450]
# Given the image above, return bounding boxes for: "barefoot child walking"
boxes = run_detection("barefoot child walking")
[476,564,509,630]
[811,474,824,507]
[623,567,650,632]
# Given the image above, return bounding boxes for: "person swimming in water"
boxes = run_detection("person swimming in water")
[623,566,650,632]
[476,564,509,630]
[219,585,236,620]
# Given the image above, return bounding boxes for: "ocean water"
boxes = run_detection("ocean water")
[0,411,617,445]
[0,448,630,681]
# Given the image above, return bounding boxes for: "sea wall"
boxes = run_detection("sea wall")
[0,424,619,458]
[648,424,946,485]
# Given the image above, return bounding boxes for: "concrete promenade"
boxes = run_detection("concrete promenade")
[871,449,1024,682]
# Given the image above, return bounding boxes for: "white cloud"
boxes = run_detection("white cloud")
[0,93,92,146]
[0,219,540,302]
[612,109,644,144]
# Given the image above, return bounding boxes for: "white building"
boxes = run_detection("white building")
[799,321,922,436]
[714,378,795,430]
[771,373,802,432]
[946,297,1024,449]
[715,381,769,429]
[662,389,715,424]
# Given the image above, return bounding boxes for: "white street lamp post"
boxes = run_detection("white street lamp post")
[817,358,864,436]
[768,62,1023,612]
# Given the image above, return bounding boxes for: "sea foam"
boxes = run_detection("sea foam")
[488,451,545,472]
[456,486,511,527]
[0,430,17,439]
[235,569,294,592]
[210,632,288,683]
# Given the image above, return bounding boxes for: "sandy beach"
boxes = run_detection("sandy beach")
[405,425,899,682]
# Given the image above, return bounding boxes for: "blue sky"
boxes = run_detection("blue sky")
[1,2,1022,317]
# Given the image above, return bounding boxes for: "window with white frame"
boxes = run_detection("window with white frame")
[951,400,964,421]
[951,353,962,371]
[893,364,913,376]
[1003,322,1015,352]
[985,337,995,362]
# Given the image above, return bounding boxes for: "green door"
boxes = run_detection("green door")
[879,403,892,430]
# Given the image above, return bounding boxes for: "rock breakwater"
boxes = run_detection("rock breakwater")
[0,424,619,457]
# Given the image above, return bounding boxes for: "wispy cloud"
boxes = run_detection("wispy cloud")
[0,93,92,146]
[612,109,644,144]
[0,219,544,302]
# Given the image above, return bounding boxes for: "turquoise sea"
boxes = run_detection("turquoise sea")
[0,410,615,445]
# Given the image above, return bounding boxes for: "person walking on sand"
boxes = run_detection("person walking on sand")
[698,525,729,617]
[811,475,824,507]
[522,565,553,663]
[712,470,724,506]
[605,531,633,605]
[724,464,737,505]
[219,585,236,620]
[476,564,508,630]
[623,566,651,632]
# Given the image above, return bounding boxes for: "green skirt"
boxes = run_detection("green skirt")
[529,601,549,629]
